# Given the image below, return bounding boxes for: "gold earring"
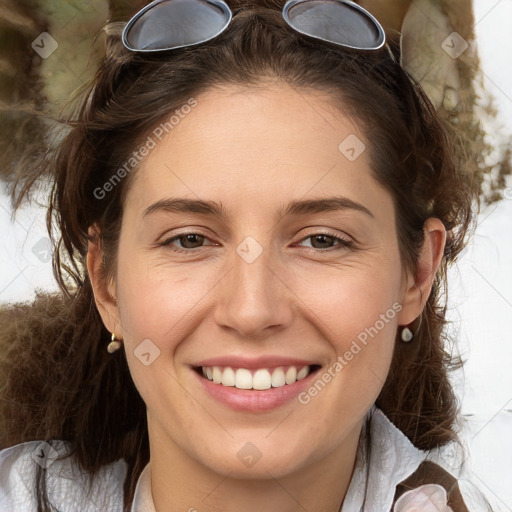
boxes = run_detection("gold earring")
[107,333,123,353]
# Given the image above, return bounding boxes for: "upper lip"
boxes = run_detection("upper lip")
[193,355,319,370]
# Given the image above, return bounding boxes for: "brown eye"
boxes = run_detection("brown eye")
[160,232,214,252]
[309,234,337,249]
[176,234,206,249]
[298,232,353,251]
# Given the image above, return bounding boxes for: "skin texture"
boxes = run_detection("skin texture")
[87,82,446,512]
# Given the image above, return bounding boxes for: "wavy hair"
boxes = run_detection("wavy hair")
[0,1,477,510]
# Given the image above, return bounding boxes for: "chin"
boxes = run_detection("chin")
[195,436,317,480]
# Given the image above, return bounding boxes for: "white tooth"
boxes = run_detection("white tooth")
[285,366,297,385]
[201,367,207,377]
[296,366,309,381]
[212,366,222,384]
[253,369,272,390]
[271,367,286,387]
[221,367,236,387]
[235,368,253,390]
[206,367,213,380]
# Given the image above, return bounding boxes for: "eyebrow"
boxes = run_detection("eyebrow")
[142,196,374,220]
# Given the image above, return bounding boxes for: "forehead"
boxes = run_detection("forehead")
[155,82,360,165]
[125,82,390,218]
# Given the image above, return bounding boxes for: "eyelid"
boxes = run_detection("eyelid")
[158,228,355,255]
[295,226,354,243]
[294,229,354,249]
[158,229,218,249]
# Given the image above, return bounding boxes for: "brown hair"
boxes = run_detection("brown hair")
[0,1,478,510]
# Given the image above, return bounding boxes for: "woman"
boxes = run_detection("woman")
[0,0,492,511]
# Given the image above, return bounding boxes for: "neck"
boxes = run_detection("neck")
[148,419,362,512]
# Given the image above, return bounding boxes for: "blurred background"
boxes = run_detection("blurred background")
[0,0,511,510]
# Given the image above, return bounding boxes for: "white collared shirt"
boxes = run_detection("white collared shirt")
[0,407,472,512]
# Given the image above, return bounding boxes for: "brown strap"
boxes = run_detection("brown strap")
[392,460,469,511]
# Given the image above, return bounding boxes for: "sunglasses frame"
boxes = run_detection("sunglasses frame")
[122,0,233,52]
[282,0,386,51]
[122,0,386,53]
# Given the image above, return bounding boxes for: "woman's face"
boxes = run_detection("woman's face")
[95,82,425,479]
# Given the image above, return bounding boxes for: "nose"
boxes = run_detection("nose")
[213,241,294,339]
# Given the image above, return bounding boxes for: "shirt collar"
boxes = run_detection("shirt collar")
[131,461,156,512]
[131,407,426,512]
[341,406,427,511]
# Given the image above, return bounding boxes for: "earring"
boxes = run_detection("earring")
[400,327,414,342]
[401,314,423,343]
[107,333,123,353]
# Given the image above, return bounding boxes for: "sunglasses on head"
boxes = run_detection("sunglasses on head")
[122,0,386,53]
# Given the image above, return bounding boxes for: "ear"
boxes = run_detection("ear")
[397,218,447,325]
[86,226,123,338]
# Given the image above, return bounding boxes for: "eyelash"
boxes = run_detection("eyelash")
[158,231,354,253]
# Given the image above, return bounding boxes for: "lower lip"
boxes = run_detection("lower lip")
[194,368,319,412]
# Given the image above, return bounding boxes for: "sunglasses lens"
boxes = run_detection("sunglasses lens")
[124,0,230,51]
[285,1,384,49]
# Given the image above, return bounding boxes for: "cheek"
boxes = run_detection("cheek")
[293,255,402,395]
[294,255,403,338]
[113,254,214,417]
[116,243,403,359]
[115,258,213,348]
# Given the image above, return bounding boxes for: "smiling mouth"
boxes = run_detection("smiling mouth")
[194,365,321,390]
